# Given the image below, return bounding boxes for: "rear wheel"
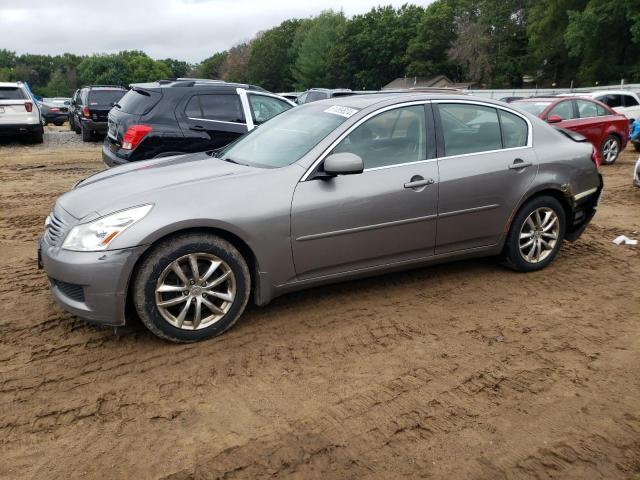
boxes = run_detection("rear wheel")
[503,196,566,272]
[601,135,621,165]
[132,233,251,343]
[69,116,75,131]
[633,142,640,153]
[81,125,92,142]
[53,121,63,126]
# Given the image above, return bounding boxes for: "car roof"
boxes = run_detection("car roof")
[132,80,266,92]
[316,92,509,109]
[0,82,24,88]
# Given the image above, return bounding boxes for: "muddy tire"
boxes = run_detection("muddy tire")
[503,196,566,272]
[132,233,251,343]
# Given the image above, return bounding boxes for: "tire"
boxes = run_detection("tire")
[503,195,566,272]
[69,117,75,131]
[601,135,621,165]
[633,142,640,153]
[29,130,44,144]
[54,121,63,127]
[132,233,251,343]
[81,125,92,142]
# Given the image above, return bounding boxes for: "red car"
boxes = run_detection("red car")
[512,97,629,166]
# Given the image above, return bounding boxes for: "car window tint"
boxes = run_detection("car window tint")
[596,104,609,116]
[576,100,598,118]
[305,91,327,103]
[0,87,25,100]
[248,95,291,124]
[88,90,125,106]
[598,94,623,108]
[199,94,244,123]
[439,104,501,156]
[185,96,201,117]
[332,105,426,169]
[499,110,527,148]
[548,101,574,120]
[624,94,639,107]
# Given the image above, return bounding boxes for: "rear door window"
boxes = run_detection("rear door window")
[576,99,598,118]
[438,103,502,156]
[548,101,575,120]
[199,94,244,123]
[0,87,25,100]
[596,104,610,116]
[88,90,126,106]
[598,94,623,108]
[499,110,528,148]
[623,94,639,107]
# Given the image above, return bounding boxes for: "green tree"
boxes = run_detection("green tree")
[247,19,303,91]
[161,58,192,78]
[220,43,252,83]
[196,51,228,79]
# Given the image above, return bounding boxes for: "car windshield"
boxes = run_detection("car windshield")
[513,101,551,116]
[218,104,354,168]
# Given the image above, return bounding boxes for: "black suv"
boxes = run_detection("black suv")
[69,86,127,141]
[102,79,294,167]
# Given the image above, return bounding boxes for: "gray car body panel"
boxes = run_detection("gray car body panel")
[40,93,602,326]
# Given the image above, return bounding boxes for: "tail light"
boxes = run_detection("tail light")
[24,102,33,112]
[82,106,91,118]
[122,125,153,150]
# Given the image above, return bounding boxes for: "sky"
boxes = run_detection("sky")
[0,0,427,63]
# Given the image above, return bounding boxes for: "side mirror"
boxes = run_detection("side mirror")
[547,115,563,124]
[323,152,364,177]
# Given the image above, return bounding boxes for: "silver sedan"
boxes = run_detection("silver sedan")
[39,93,603,342]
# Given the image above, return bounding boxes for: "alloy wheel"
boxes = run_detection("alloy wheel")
[602,138,619,164]
[518,207,560,264]
[155,253,236,330]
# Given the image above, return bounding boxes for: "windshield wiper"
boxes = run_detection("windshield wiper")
[221,157,247,166]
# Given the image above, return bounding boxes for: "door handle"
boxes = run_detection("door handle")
[404,177,435,189]
[190,125,206,131]
[509,158,533,170]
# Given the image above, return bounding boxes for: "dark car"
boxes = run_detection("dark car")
[40,97,70,126]
[69,86,127,141]
[102,79,294,167]
[296,88,354,104]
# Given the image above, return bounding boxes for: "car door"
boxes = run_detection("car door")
[183,93,247,150]
[291,103,439,279]
[434,102,537,254]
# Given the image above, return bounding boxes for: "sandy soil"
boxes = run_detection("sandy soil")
[1,125,639,480]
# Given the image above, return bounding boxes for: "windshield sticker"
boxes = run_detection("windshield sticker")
[324,105,358,118]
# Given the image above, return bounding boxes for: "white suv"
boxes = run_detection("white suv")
[560,90,640,121]
[0,81,43,143]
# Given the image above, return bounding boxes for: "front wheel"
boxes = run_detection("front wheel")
[132,233,251,343]
[601,135,621,165]
[81,125,92,142]
[503,196,566,272]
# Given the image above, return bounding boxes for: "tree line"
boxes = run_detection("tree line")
[1,0,638,97]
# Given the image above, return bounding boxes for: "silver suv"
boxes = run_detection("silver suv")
[39,93,603,343]
[0,81,43,143]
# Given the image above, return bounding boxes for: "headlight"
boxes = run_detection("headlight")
[62,204,152,251]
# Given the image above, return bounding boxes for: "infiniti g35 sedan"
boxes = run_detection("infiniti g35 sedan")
[39,93,603,342]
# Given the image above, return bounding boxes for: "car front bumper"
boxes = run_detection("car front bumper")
[39,236,147,326]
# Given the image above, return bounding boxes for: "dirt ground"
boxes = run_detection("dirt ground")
[1,125,639,480]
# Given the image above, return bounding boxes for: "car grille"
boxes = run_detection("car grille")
[45,210,69,246]
[51,278,85,303]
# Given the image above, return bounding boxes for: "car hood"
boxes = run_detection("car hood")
[58,152,254,219]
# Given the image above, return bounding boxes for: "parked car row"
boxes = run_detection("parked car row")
[39,91,604,343]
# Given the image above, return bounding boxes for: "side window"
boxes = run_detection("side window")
[548,101,575,120]
[199,94,244,123]
[599,94,623,108]
[185,96,201,117]
[248,95,291,124]
[596,104,610,116]
[499,110,528,148]
[576,99,598,118]
[438,104,501,156]
[624,94,639,107]
[331,105,426,169]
